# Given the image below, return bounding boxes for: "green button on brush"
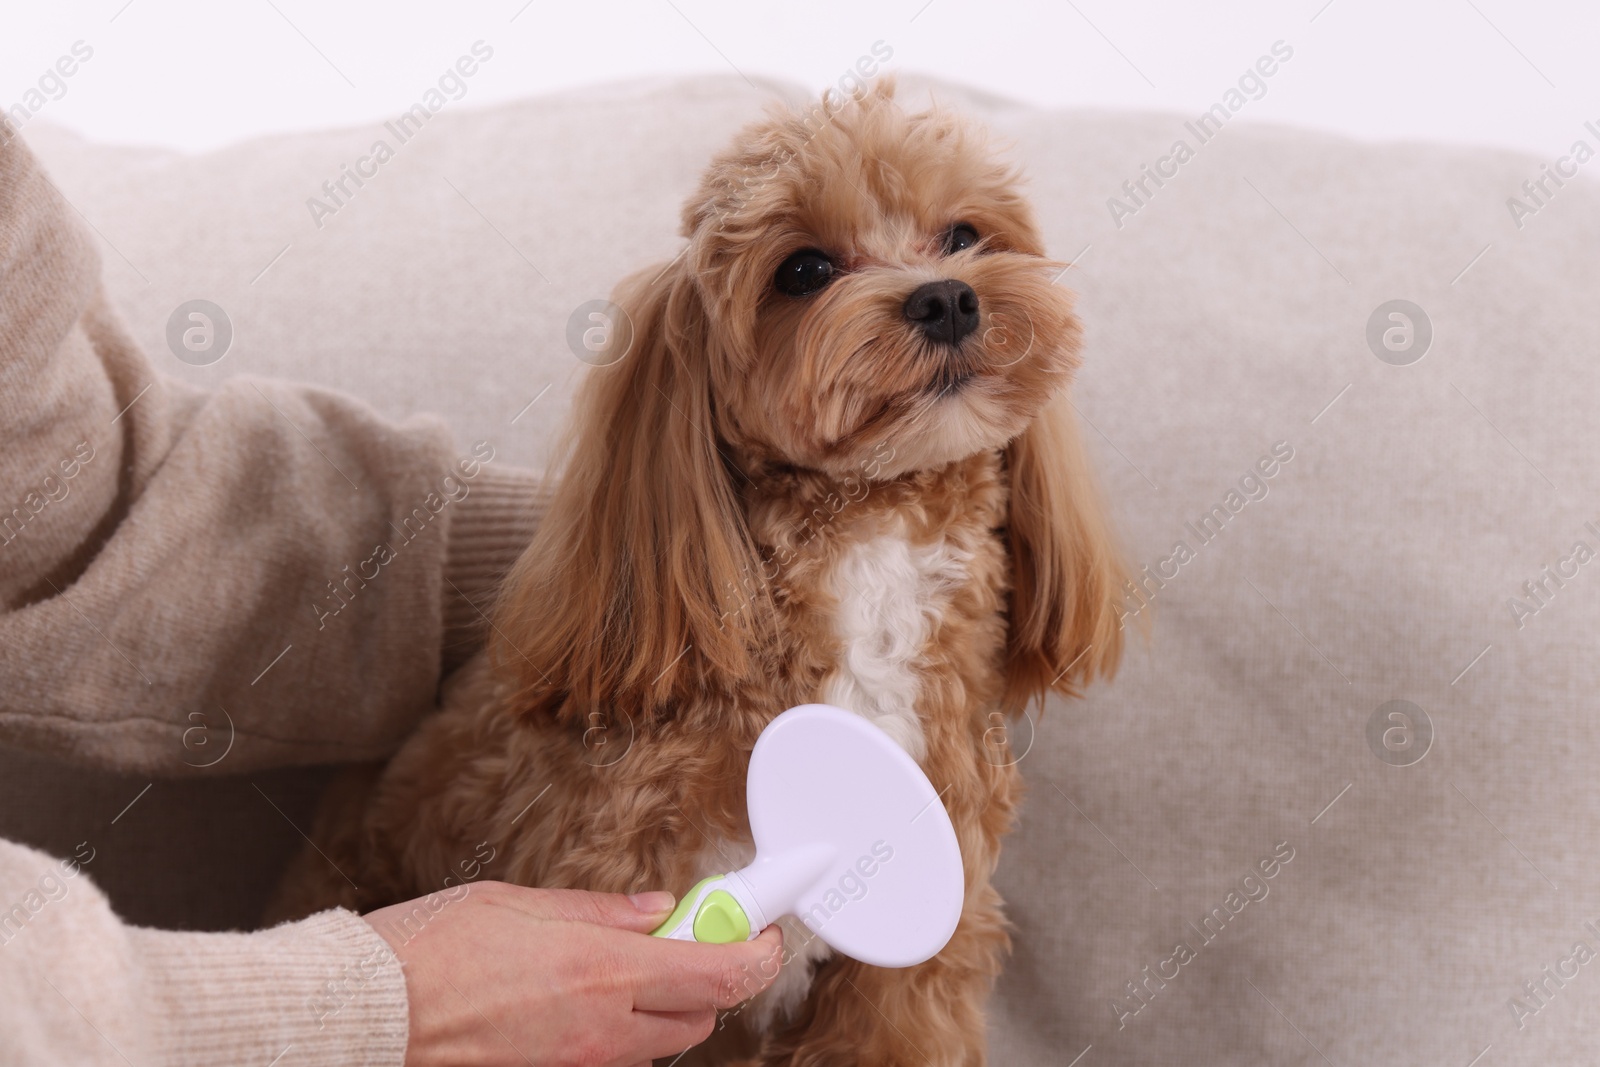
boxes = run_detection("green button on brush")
[690,889,750,944]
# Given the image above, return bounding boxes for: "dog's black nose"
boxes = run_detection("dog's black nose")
[903,280,980,346]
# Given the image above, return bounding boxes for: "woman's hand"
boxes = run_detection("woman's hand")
[364,881,783,1067]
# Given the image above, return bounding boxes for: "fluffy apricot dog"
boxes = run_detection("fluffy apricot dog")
[276,79,1128,1065]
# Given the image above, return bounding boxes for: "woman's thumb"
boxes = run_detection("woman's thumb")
[483,883,678,933]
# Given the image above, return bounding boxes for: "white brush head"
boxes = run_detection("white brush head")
[738,703,965,968]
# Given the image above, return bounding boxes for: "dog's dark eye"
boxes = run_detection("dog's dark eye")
[942,223,980,255]
[774,250,835,297]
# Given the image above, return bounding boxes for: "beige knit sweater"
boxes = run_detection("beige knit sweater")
[0,127,544,1064]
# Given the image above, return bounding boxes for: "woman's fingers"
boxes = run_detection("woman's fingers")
[474,882,785,1013]
[631,924,785,1013]
[364,884,770,1067]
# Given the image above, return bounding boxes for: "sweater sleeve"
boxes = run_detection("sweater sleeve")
[0,838,409,1066]
[0,130,544,774]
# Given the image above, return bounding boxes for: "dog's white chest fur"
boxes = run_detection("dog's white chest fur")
[707,525,969,1031]
[819,525,968,763]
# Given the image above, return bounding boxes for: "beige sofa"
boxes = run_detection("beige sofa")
[7,74,1599,1065]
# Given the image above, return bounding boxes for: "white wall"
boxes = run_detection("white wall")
[2,0,1595,160]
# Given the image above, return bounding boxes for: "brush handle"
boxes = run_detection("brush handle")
[649,874,758,943]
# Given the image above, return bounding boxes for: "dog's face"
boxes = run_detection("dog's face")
[491,84,1125,725]
[682,83,1083,479]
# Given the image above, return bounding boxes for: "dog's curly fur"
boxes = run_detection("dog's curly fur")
[272,79,1129,1065]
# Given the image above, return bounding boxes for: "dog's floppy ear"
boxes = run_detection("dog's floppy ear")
[490,261,763,726]
[1001,393,1133,712]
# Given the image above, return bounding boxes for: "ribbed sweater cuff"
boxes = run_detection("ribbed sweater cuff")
[441,464,546,675]
[127,908,409,1067]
